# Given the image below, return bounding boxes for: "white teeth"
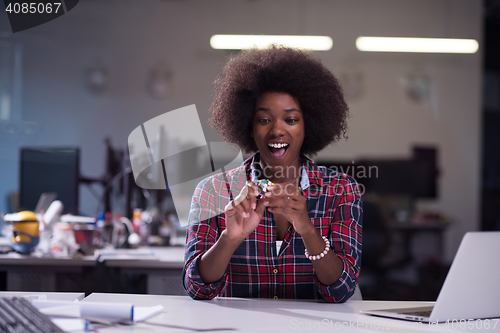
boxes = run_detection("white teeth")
[268,143,288,149]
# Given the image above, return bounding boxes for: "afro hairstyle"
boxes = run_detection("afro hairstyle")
[209,45,349,156]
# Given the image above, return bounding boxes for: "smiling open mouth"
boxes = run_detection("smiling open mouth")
[268,142,289,158]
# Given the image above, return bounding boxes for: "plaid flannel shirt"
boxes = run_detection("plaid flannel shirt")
[183,153,363,302]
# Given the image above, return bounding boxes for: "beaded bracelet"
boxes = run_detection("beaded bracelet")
[304,236,330,261]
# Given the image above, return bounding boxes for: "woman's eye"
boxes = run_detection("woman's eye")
[286,119,298,124]
[258,119,270,124]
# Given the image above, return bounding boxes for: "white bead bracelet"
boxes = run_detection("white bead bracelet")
[304,236,330,261]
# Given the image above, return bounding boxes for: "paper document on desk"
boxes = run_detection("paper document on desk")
[32,299,163,323]
[134,304,164,322]
[51,318,87,332]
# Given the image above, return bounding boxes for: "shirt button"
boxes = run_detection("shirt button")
[273,269,278,274]
[273,296,278,300]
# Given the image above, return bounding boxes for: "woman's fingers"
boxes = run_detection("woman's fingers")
[266,196,301,217]
[225,182,259,218]
[267,206,290,215]
[267,184,301,198]
[266,197,286,207]
[266,197,299,210]
[233,184,248,205]
[254,193,267,216]
[246,182,259,210]
[266,185,304,204]
[265,185,305,216]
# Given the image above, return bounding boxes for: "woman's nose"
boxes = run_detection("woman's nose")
[270,120,285,136]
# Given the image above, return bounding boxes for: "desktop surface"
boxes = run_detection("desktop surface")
[0,251,96,266]
[0,292,496,332]
[82,293,500,332]
[0,292,84,301]
[0,244,185,294]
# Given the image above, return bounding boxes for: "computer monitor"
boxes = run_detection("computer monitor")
[19,147,80,214]
[314,146,438,199]
[411,147,438,198]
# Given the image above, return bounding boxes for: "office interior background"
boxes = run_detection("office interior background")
[0,0,498,300]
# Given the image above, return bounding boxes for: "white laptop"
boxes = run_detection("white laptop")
[360,231,500,322]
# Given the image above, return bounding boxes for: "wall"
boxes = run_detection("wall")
[0,0,482,262]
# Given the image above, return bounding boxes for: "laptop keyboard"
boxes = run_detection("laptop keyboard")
[0,297,64,333]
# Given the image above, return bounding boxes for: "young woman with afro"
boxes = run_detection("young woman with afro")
[183,45,363,302]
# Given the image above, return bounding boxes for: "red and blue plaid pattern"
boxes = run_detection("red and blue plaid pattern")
[183,154,363,302]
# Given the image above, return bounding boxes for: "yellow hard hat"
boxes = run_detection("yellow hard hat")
[12,211,38,222]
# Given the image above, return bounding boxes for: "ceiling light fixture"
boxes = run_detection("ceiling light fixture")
[356,37,478,54]
[210,35,333,51]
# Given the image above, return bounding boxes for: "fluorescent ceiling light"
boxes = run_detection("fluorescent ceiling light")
[356,37,478,54]
[210,35,333,51]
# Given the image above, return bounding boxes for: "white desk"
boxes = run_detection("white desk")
[83,293,500,332]
[0,246,185,294]
[97,246,185,295]
[0,252,96,291]
[0,291,84,301]
[98,247,185,269]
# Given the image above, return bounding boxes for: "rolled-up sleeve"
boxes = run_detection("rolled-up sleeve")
[315,175,363,303]
[182,178,227,299]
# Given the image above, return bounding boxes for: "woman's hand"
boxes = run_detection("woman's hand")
[223,182,267,242]
[198,182,266,285]
[265,183,315,236]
